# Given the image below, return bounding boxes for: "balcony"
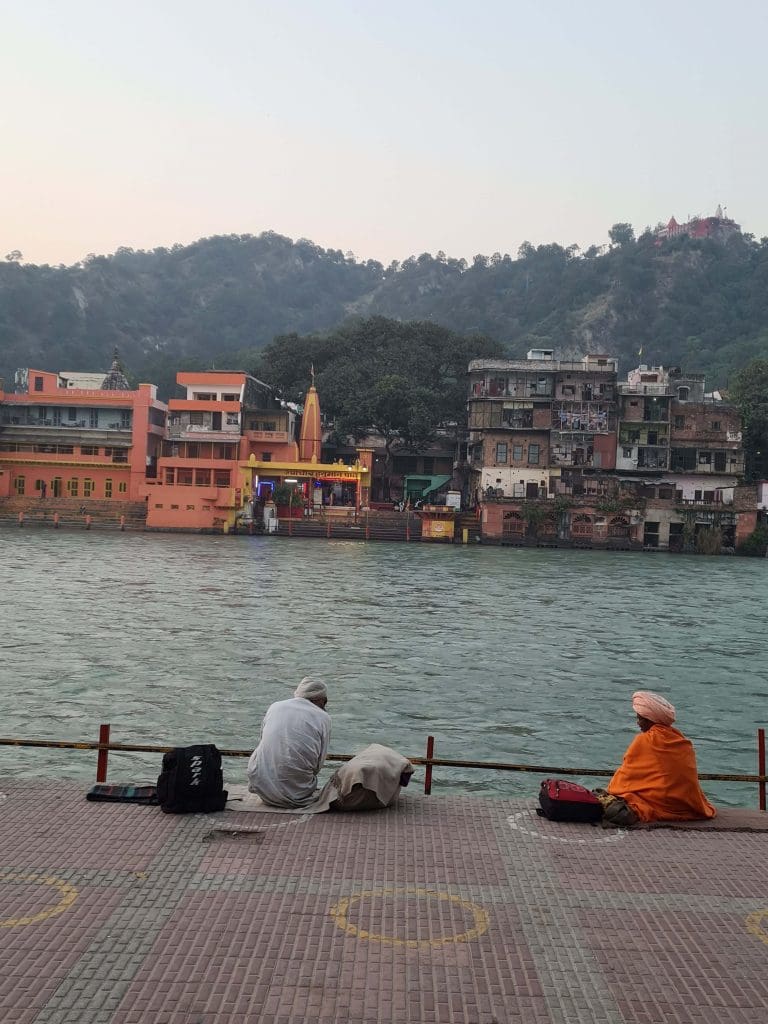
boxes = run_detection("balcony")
[167,423,241,442]
[244,428,290,443]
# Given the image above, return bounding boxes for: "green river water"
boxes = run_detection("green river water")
[1,530,766,806]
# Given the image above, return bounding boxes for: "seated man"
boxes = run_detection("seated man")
[601,690,716,826]
[247,677,331,808]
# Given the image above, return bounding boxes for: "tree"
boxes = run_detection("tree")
[609,223,635,247]
[5,250,22,262]
[257,316,502,497]
[730,359,768,481]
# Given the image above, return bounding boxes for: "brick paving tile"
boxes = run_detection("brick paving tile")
[2,780,768,1023]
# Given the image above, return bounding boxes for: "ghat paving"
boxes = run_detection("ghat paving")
[2,780,768,1023]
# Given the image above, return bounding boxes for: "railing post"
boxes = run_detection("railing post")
[759,728,766,811]
[327,517,331,539]
[96,723,111,782]
[424,735,434,795]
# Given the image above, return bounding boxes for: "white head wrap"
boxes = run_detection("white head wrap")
[294,677,328,701]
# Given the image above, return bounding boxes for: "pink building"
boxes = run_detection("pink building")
[0,360,166,504]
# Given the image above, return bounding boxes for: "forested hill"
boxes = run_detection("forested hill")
[2,226,768,396]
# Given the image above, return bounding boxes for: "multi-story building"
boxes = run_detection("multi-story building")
[472,353,752,553]
[147,371,298,530]
[616,366,673,475]
[0,356,166,506]
[468,350,618,502]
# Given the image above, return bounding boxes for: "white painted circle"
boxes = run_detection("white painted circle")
[507,809,627,845]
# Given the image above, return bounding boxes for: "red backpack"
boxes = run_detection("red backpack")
[537,778,603,823]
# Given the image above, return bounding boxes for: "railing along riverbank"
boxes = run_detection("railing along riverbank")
[2,724,766,810]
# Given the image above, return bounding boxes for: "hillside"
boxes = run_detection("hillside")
[2,226,768,396]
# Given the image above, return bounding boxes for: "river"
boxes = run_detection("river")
[1,530,766,806]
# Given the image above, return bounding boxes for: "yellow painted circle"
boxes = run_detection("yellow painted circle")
[0,872,78,928]
[746,909,768,946]
[329,886,489,948]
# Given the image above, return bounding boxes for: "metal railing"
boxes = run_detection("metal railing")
[1,724,765,808]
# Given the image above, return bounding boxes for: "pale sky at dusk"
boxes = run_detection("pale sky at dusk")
[2,0,766,267]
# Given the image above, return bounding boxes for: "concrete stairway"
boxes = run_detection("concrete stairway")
[0,496,147,530]
[277,509,423,542]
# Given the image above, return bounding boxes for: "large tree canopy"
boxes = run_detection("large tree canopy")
[253,317,502,451]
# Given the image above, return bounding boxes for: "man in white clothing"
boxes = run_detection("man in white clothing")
[247,677,331,808]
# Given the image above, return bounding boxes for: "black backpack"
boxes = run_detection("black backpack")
[156,744,228,814]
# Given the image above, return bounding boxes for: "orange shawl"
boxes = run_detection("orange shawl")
[608,724,716,822]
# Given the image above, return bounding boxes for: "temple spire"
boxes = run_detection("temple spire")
[298,371,322,463]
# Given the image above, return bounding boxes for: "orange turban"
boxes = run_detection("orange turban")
[632,690,676,726]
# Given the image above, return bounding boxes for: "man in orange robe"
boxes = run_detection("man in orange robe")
[603,691,716,825]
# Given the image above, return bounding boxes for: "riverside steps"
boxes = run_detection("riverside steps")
[3,777,768,1024]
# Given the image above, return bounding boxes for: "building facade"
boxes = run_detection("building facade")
[470,354,753,553]
[0,361,166,506]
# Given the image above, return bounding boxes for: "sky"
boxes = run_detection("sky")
[2,0,767,267]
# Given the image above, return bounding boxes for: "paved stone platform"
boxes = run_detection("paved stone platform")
[2,779,768,1024]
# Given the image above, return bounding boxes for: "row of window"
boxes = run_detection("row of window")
[0,442,129,460]
[494,443,540,465]
[161,442,237,459]
[164,469,231,487]
[4,407,132,427]
[673,416,722,431]
[13,476,127,497]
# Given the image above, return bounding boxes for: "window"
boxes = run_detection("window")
[495,442,508,463]
[165,469,175,485]
[214,470,231,487]
[698,451,711,465]
[67,478,79,497]
[105,478,113,498]
[630,401,638,407]
[562,385,575,396]
[81,446,100,456]
[89,409,99,428]
[222,394,239,401]
[105,448,128,463]
[714,452,726,472]
[83,478,94,497]
[260,452,272,462]
[52,408,61,425]
[226,412,239,426]
[120,411,131,429]
[68,408,77,421]
[34,376,44,392]
[35,479,45,492]
[14,475,25,495]
[189,412,204,426]
[193,393,215,401]
[677,386,690,401]
[186,442,199,458]
[118,481,127,494]
[195,469,211,486]
[623,447,633,458]
[176,469,193,485]
[512,445,523,461]
[712,421,721,431]
[422,457,434,474]
[528,444,540,465]
[674,415,685,429]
